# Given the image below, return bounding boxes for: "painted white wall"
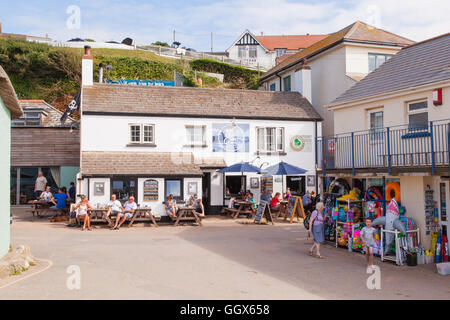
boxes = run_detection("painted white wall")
[88,178,111,206]
[227,44,275,70]
[81,115,319,207]
[0,99,11,258]
[82,58,93,86]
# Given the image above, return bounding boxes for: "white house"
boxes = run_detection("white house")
[260,21,414,137]
[0,66,22,258]
[226,30,326,71]
[78,46,322,218]
[322,33,450,248]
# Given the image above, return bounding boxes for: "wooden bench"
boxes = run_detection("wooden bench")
[173,206,203,226]
[28,201,67,220]
[88,208,159,227]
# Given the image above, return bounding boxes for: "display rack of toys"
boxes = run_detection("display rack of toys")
[424,190,439,235]
[335,198,364,249]
[323,193,339,242]
[380,227,420,266]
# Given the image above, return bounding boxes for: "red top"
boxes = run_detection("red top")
[270,197,279,208]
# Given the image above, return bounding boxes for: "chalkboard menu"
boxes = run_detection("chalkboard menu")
[143,179,158,202]
[254,200,274,225]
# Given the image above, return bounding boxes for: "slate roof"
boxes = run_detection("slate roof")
[82,84,322,121]
[255,35,327,51]
[0,65,22,119]
[261,21,414,81]
[18,100,78,127]
[81,152,206,176]
[329,33,450,106]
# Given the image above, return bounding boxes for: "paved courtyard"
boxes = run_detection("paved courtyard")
[1,208,449,300]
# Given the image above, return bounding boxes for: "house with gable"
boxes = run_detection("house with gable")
[226,29,326,70]
[259,21,414,137]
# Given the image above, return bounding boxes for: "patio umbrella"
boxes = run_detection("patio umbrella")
[218,162,262,200]
[263,161,307,195]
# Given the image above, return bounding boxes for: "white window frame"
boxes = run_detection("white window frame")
[407,100,428,131]
[185,125,206,146]
[275,48,287,57]
[129,124,155,144]
[256,127,285,153]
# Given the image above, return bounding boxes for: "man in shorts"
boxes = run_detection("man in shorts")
[111,196,137,230]
[104,194,123,226]
[34,171,47,200]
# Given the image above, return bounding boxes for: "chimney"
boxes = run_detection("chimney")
[294,58,312,103]
[82,45,93,86]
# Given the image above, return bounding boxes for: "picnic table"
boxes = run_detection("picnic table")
[173,206,203,226]
[232,201,255,219]
[28,200,65,220]
[88,207,159,227]
[276,200,289,219]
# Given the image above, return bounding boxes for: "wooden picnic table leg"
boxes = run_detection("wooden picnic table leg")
[128,213,137,227]
[174,209,184,226]
[150,213,158,227]
[192,210,202,226]
[233,204,244,219]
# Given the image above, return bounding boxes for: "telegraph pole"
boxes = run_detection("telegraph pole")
[211,32,213,53]
[173,30,176,43]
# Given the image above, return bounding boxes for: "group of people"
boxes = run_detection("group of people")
[34,171,76,211]
[307,198,378,267]
[165,193,205,219]
[72,194,138,231]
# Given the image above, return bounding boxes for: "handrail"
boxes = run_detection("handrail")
[317,120,450,172]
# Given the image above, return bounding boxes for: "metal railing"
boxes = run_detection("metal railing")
[136,44,269,71]
[317,120,450,175]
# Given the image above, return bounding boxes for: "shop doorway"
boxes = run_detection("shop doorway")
[286,176,305,196]
[202,173,211,214]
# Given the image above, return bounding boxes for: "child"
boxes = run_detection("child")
[361,217,377,267]
[249,193,257,210]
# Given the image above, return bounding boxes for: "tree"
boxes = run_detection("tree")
[152,41,169,47]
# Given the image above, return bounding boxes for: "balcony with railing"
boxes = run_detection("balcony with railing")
[317,120,450,175]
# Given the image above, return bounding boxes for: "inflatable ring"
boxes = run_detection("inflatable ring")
[329,178,350,196]
[386,182,401,204]
[364,186,383,202]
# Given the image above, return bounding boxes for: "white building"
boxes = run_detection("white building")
[226,30,326,71]
[321,33,450,248]
[260,21,414,137]
[78,47,322,218]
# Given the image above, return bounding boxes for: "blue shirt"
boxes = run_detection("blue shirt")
[261,193,272,203]
[54,193,68,209]
[302,194,310,206]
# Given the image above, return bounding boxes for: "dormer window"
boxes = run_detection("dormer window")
[12,109,46,126]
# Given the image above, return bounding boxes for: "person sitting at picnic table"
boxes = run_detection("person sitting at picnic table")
[34,171,47,200]
[75,195,92,231]
[165,194,177,219]
[284,188,292,200]
[50,187,68,212]
[249,192,257,211]
[105,194,123,225]
[260,188,272,203]
[189,194,205,217]
[270,192,281,211]
[39,186,53,204]
[111,196,137,230]
[228,196,237,209]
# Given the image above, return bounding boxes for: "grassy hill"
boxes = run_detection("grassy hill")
[0,39,261,112]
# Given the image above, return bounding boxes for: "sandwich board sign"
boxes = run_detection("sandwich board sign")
[286,196,306,224]
[254,200,274,225]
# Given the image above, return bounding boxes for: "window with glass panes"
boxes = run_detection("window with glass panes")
[186,126,205,145]
[129,124,154,144]
[283,76,291,92]
[269,83,276,91]
[257,127,284,152]
[368,53,393,72]
[408,100,428,131]
[248,46,257,58]
[238,46,246,58]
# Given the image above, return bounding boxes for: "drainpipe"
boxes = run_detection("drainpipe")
[276,74,282,91]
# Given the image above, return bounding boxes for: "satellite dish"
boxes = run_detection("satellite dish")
[122,38,133,46]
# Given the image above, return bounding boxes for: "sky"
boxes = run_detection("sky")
[1,0,449,52]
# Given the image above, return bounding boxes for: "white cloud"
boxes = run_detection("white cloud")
[7,0,450,51]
